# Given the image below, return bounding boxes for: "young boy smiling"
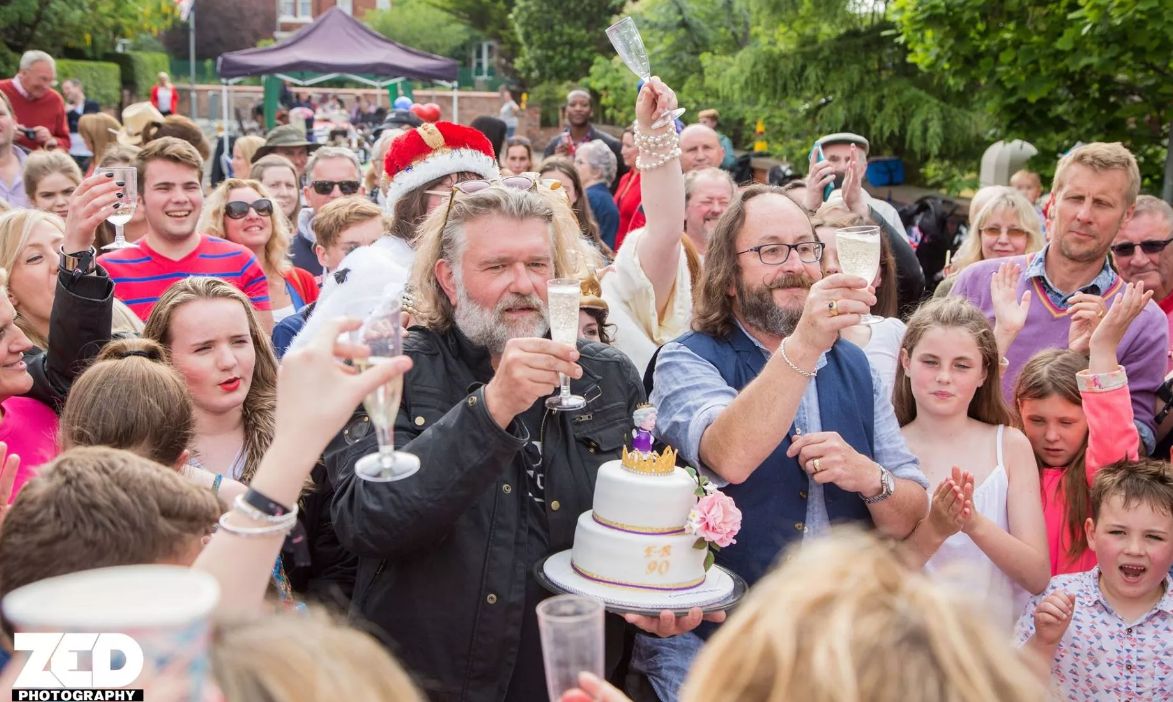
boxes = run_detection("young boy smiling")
[1014,458,1173,700]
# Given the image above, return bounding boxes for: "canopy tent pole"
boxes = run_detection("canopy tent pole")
[221,80,232,176]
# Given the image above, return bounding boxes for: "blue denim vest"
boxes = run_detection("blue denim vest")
[676,328,876,615]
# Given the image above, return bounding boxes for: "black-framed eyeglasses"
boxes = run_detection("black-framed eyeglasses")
[224,199,274,219]
[736,241,825,265]
[439,173,562,230]
[1110,237,1173,258]
[310,179,361,196]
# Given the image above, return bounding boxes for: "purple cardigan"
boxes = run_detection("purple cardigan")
[951,253,1167,448]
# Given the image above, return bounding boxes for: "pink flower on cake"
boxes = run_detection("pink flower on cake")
[686,492,741,548]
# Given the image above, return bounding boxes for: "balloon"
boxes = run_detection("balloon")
[409,104,427,119]
[393,96,413,110]
[418,103,442,123]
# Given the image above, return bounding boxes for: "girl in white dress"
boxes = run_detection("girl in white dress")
[896,297,1050,625]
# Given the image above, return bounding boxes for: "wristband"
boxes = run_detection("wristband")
[218,512,296,538]
[243,487,294,518]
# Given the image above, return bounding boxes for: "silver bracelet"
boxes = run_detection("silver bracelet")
[777,337,817,378]
[217,512,296,538]
[233,494,299,524]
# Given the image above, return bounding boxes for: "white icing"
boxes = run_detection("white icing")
[591,460,697,533]
[570,512,707,590]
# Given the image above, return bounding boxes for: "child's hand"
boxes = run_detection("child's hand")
[1032,590,1075,648]
[991,262,1030,336]
[1089,281,1152,369]
[926,468,973,539]
[1067,292,1106,354]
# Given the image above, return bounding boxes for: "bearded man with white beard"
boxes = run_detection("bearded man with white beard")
[325,184,717,702]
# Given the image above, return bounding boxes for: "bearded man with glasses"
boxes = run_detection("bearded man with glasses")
[641,183,928,700]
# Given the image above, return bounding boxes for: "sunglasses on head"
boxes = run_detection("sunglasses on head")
[1109,237,1173,258]
[224,199,274,219]
[310,180,361,196]
[440,174,562,228]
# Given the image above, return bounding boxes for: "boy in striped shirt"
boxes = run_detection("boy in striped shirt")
[99,137,272,328]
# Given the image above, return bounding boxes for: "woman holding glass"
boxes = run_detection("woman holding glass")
[198,178,319,323]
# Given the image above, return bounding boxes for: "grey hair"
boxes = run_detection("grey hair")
[306,146,362,182]
[566,89,591,105]
[1133,194,1173,231]
[685,167,736,203]
[579,140,616,185]
[20,51,55,72]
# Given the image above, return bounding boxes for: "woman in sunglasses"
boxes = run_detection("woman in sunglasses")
[198,178,319,323]
[936,189,1045,297]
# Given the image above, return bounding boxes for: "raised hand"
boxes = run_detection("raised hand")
[1088,281,1152,372]
[635,77,678,132]
[63,171,123,252]
[804,151,836,214]
[483,338,581,429]
[790,273,877,354]
[990,262,1030,355]
[1066,292,1106,355]
[1032,590,1075,649]
[840,145,869,218]
[0,442,21,529]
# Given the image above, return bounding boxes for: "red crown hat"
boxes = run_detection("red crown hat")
[381,121,499,213]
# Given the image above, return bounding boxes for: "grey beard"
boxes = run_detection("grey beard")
[453,285,549,355]
[736,277,803,337]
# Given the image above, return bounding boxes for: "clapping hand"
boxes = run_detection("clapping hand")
[0,441,21,529]
[840,145,869,218]
[1032,590,1075,649]
[1088,281,1151,371]
[1066,292,1107,355]
[926,467,974,540]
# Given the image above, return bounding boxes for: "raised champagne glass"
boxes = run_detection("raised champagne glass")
[348,294,420,481]
[835,225,883,325]
[606,17,686,129]
[101,166,138,250]
[545,278,587,411]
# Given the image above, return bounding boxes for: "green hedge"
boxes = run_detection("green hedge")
[102,51,172,99]
[55,60,122,109]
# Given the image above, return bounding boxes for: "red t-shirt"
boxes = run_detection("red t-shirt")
[99,234,271,320]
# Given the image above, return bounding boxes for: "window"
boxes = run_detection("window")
[279,0,295,16]
[337,0,352,12]
[298,0,312,16]
[376,0,390,8]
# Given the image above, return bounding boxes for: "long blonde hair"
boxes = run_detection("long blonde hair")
[680,529,1046,702]
[198,178,292,278]
[0,209,61,348]
[950,189,1044,274]
[143,277,277,483]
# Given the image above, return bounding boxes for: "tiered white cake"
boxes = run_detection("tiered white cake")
[570,447,710,591]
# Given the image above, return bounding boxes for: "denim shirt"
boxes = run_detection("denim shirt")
[651,325,926,538]
[1024,244,1116,310]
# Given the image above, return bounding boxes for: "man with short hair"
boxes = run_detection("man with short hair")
[288,145,365,277]
[952,142,1168,453]
[61,78,99,170]
[696,109,736,171]
[678,124,726,173]
[1110,194,1173,368]
[98,137,272,326]
[326,185,706,702]
[0,51,70,152]
[252,123,320,179]
[643,183,928,698]
[542,89,625,186]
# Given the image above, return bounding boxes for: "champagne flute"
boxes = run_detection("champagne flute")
[101,166,138,250]
[835,225,884,325]
[606,17,685,129]
[545,277,587,411]
[347,294,420,482]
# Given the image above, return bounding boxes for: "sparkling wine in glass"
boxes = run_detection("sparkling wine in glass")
[835,225,883,325]
[348,295,420,481]
[545,278,587,411]
[606,17,685,129]
[101,166,138,250]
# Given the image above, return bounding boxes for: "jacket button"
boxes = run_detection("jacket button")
[587,446,596,454]
[794,521,804,532]
[414,416,426,426]
[486,593,497,605]
[550,500,561,511]
[502,483,512,494]
[799,490,807,500]
[467,395,478,407]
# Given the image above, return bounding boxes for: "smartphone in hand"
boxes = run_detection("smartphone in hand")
[808,143,834,202]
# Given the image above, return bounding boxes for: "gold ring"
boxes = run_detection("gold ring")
[827,300,839,317]
[811,458,822,473]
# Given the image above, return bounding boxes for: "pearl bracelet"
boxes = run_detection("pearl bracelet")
[636,147,682,171]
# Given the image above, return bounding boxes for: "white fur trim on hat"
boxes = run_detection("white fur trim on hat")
[381,148,499,215]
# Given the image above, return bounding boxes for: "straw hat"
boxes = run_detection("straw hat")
[113,102,165,146]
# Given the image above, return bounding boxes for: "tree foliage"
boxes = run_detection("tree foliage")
[366,0,479,61]
[160,0,275,62]
[430,0,518,67]
[511,0,626,84]
[892,0,1173,187]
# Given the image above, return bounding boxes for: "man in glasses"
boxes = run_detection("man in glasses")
[646,183,927,699]
[952,143,1167,453]
[288,146,365,277]
[1111,195,1173,369]
[0,50,70,152]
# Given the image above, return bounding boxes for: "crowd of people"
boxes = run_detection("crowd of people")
[0,46,1171,702]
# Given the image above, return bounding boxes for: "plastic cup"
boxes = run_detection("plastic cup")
[2,565,220,700]
[537,595,604,700]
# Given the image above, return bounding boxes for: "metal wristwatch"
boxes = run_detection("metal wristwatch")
[59,247,97,278]
[861,464,895,504]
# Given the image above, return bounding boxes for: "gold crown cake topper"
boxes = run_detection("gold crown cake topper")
[621,445,678,475]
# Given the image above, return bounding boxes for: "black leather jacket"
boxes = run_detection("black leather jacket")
[23,267,114,411]
[327,326,644,702]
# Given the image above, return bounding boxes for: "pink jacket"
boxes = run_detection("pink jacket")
[1041,367,1138,575]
